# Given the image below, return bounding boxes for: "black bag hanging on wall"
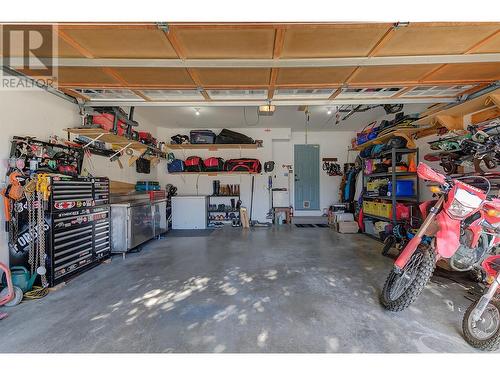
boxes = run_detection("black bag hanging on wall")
[136,158,151,174]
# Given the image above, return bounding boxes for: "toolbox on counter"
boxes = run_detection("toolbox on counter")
[136,181,160,191]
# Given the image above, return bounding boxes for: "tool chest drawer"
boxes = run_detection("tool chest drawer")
[50,176,110,212]
[49,206,111,285]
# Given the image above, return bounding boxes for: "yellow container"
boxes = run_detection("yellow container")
[379,203,393,218]
[366,181,378,191]
[363,201,372,214]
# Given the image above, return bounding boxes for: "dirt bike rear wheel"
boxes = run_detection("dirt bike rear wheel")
[381,236,396,256]
[463,299,500,351]
[380,245,435,312]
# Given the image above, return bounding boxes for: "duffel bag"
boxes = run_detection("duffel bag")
[190,130,216,144]
[167,159,185,173]
[216,129,254,144]
[224,159,261,173]
[185,156,205,172]
[204,157,224,172]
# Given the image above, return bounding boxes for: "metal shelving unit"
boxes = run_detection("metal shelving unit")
[362,148,420,230]
[207,194,241,225]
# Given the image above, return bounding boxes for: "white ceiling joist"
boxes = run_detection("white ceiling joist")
[9,53,500,69]
[82,97,457,107]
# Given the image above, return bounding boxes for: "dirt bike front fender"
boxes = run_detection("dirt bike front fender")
[433,211,461,259]
[394,210,460,269]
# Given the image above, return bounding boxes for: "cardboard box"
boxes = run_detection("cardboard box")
[337,221,360,233]
[333,213,354,223]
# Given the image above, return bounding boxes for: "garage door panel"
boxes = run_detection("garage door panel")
[60,27,178,58]
[174,28,275,58]
[195,68,271,86]
[425,63,500,82]
[112,68,196,86]
[471,32,500,54]
[276,67,355,85]
[349,64,442,84]
[56,67,120,85]
[375,24,500,56]
[281,24,390,58]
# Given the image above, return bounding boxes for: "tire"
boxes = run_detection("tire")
[380,245,435,312]
[2,286,23,307]
[463,299,500,351]
[382,236,395,256]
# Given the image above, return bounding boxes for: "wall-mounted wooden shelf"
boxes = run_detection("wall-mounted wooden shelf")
[168,171,258,176]
[350,128,421,151]
[413,88,500,139]
[166,143,260,151]
[65,128,166,159]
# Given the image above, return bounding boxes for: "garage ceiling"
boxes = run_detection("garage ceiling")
[134,103,430,131]
[7,22,500,107]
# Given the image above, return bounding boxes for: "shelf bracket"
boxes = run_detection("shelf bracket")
[486,94,500,109]
[434,115,463,131]
[82,133,105,149]
[109,143,133,161]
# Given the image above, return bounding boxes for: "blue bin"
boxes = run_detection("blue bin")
[388,180,414,197]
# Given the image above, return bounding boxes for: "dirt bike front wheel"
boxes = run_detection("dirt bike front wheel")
[463,299,500,351]
[380,245,435,312]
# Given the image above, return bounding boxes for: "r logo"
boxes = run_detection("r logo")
[1,24,57,84]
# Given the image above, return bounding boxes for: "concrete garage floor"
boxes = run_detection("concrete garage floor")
[0,227,479,353]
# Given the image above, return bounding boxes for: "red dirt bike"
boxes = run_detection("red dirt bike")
[380,163,499,311]
[462,201,500,350]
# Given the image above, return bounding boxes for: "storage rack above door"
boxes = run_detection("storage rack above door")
[362,148,420,226]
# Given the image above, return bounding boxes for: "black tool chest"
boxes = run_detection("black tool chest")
[48,176,110,285]
[9,176,111,287]
[50,205,110,285]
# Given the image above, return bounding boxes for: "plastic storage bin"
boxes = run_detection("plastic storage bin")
[379,203,392,218]
[388,180,415,197]
[364,220,377,236]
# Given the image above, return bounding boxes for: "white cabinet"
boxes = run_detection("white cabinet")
[172,196,208,229]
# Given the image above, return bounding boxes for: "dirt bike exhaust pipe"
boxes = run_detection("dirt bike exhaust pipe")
[394,195,445,271]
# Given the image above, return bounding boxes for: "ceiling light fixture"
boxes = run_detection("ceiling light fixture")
[194,108,200,116]
[327,108,332,115]
[258,100,276,116]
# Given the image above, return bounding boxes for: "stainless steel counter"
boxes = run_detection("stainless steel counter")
[110,193,167,256]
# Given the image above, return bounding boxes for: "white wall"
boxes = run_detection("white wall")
[157,127,356,222]
[0,89,159,266]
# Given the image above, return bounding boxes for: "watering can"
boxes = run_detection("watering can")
[2,266,37,293]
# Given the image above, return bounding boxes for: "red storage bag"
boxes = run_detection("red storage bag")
[204,157,224,172]
[185,156,205,172]
[224,159,262,173]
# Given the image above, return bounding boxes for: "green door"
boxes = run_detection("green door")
[294,144,320,211]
